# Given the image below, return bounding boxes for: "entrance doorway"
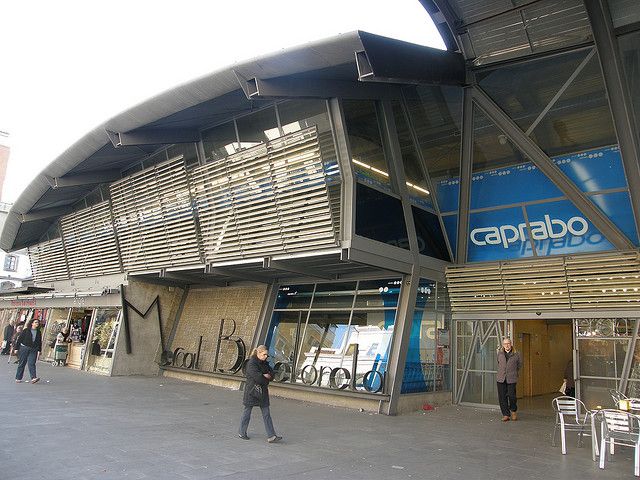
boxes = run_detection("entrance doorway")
[455,318,573,414]
[512,319,573,415]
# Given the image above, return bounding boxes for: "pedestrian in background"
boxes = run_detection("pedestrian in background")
[497,337,522,421]
[238,345,282,443]
[15,319,42,384]
[563,359,575,397]
[2,320,15,355]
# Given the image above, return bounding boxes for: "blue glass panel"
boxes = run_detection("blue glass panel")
[525,200,613,256]
[590,191,639,245]
[468,207,534,261]
[438,145,629,211]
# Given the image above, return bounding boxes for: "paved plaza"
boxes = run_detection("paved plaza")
[0,360,633,480]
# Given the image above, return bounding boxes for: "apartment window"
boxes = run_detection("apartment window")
[4,255,18,272]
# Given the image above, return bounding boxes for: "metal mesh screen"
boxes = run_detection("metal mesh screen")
[447,250,640,311]
[28,238,69,283]
[60,201,122,278]
[110,158,202,272]
[190,127,339,263]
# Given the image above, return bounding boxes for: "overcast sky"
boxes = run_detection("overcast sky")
[0,0,444,203]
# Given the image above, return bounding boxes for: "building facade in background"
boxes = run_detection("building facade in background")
[0,1,639,415]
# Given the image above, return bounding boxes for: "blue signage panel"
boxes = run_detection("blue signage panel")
[435,145,639,261]
[468,207,534,261]
[436,145,628,213]
[524,200,613,257]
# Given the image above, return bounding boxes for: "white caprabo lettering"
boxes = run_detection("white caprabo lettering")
[470,215,589,249]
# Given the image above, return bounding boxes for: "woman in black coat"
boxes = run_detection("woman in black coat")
[15,318,43,383]
[238,345,282,443]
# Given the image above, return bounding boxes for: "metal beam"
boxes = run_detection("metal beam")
[262,257,335,280]
[355,31,465,86]
[472,86,634,250]
[160,270,228,287]
[45,169,122,189]
[584,0,640,244]
[342,244,413,274]
[456,87,474,263]
[384,269,419,415]
[239,77,402,101]
[105,128,200,148]
[20,206,74,223]
[206,266,273,284]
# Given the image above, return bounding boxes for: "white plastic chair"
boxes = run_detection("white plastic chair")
[609,388,628,407]
[552,396,589,454]
[599,409,640,476]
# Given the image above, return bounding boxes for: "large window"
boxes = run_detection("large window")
[402,279,451,394]
[343,100,393,192]
[265,279,401,394]
[3,255,17,272]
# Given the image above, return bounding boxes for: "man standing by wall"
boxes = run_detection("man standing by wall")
[497,337,522,421]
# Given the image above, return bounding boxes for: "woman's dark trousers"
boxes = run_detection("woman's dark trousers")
[239,405,276,438]
[16,346,37,380]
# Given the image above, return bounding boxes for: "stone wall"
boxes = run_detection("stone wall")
[111,279,185,376]
[168,284,268,374]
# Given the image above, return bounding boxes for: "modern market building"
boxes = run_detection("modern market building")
[1,0,639,414]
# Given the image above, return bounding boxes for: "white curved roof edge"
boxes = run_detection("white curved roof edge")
[1,31,366,252]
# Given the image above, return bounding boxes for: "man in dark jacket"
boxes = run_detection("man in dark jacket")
[15,318,42,383]
[2,320,14,354]
[497,337,522,421]
[238,345,282,443]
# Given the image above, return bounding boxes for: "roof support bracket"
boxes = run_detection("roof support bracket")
[105,128,200,148]
[45,169,122,189]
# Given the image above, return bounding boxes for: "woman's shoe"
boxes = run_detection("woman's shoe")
[267,435,282,443]
[31,377,40,384]
[237,434,250,440]
[501,416,510,421]
[15,379,21,383]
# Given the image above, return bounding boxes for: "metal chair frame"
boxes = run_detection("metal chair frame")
[552,396,589,454]
[609,388,629,407]
[598,409,640,476]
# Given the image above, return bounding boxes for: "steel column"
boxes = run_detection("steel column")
[456,87,474,263]
[584,0,640,243]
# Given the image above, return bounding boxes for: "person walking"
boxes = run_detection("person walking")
[15,319,42,384]
[2,320,15,355]
[238,345,282,443]
[497,337,522,422]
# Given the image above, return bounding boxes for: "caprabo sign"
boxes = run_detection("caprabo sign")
[470,214,589,249]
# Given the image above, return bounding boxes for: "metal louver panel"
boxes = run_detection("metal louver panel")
[447,250,640,312]
[446,262,505,311]
[110,158,202,272]
[190,127,339,263]
[565,252,640,309]
[61,201,122,278]
[28,238,69,283]
[458,0,592,66]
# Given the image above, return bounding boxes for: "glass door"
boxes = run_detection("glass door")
[455,320,510,406]
[575,318,638,409]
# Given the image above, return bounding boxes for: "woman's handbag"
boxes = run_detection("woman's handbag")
[249,385,263,401]
[559,379,567,395]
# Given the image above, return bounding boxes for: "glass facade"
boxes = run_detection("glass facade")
[265,279,401,394]
[343,99,393,192]
[402,279,451,394]
[576,318,636,409]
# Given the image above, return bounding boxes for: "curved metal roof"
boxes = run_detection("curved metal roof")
[1,31,367,252]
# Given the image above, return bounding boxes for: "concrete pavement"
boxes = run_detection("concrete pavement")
[0,359,633,479]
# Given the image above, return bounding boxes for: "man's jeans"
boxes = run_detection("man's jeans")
[16,346,38,380]
[239,405,276,438]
